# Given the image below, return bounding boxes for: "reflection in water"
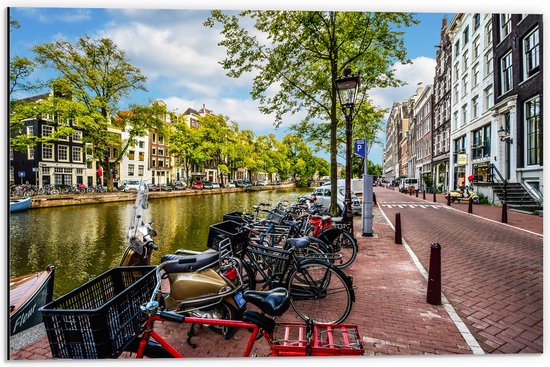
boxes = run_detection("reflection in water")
[9,188,310,297]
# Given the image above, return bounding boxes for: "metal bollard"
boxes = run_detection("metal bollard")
[502,202,508,223]
[426,243,442,305]
[468,197,473,213]
[395,213,402,244]
[447,193,451,206]
[433,191,437,203]
[416,190,418,198]
[423,190,426,200]
[373,192,377,205]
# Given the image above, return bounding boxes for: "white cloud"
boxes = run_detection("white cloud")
[17,8,92,23]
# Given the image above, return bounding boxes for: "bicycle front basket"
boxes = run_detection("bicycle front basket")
[39,266,157,359]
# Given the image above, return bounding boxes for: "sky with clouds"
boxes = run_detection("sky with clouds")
[9,0,540,166]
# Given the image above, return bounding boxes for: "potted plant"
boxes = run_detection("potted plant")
[423,175,434,193]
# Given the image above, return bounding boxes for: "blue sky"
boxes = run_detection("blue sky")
[7,2,517,166]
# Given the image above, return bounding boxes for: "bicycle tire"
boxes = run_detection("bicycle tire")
[285,260,354,324]
[240,258,257,291]
[123,337,174,358]
[319,229,358,269]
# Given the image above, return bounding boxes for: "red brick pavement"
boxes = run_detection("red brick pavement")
[375,187,543,354]
[10,211,473,360]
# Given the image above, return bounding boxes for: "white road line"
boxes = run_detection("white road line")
[376,203,486,355]
[397,204,403,208]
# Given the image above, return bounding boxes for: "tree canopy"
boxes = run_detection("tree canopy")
[205,10,416,212]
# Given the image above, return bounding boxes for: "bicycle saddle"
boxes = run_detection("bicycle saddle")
[286,237,311,249]
[243,288,290,316]
[161,252,219,273]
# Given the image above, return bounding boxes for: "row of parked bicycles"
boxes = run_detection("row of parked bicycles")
[10,183,107,197]
[39,181,364,359]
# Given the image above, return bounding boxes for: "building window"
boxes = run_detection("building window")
[128,164,135,176]
[472,125,491,159]
[72,130,83,142]
[473,13,481,30]
[484,52,493,77]
[72,146,83,162]
[27,126,34,136]
[139,141,145,149]
[42,167,50,174]
[453,111,459,130]
[462,76,468,96]
[158,160,164,168]
[152,159,156,167]
[28,147,34,160]
[473,37,481,59]
[525,95,541,166]
[471,96,479,119]
[158,148,164,156]
[129,150,135,160]
[472,64,480,87]
[152,148,156,155]
[152,133,156,143]
[501,51,513,94]
[58,145,69,161]
[85,143,93,158]
[485,20,493,45]
[462,53,468,73]
[42,125,54,137]
[461,105,467,126]
[523,27,540,79]
[158,135,164,144]
[138,165,144,176]
[454,84,459,104]
[500,14,512,41]
[484,87,493,111]
[43,144,54,160]
[454,40,460,57]
[139,152,144,161]
[463,26,469,44]
[454,63,459,80]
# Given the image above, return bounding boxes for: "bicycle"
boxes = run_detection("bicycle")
[41,261,364,359]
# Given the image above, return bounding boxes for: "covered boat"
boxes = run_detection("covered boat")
[10,265,55,336]
[10,197,32,213]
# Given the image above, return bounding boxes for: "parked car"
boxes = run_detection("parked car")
[399,178,419,193]
[173,181,186,190]
[161,184,173,191]
[256,180,268,186]
[310,186,362,215]
[234,180,245,188]
[226,182,236,188]
[203,181,214,189]
[211,182,220,189]
[275,180,282,185]
[122,179,141,192]
[147,183,161,191]
[191,181,204,190]
[242,180,252,187]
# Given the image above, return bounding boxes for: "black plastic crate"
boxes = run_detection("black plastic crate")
[39,266,157,359]
[207,220,249,254]
[223,211,246,223]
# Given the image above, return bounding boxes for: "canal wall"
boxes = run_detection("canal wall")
[28,184,298,209]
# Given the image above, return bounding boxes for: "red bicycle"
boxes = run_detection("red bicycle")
[128,260,364,358]
[41,261,364,359]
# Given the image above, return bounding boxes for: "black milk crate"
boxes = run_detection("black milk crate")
[207,220,249,255]
[39,266,157,359]
[223,211,246,223]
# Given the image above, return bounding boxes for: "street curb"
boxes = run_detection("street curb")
[376,202,486,355]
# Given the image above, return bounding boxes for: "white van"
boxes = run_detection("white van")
[122,179,141,192]
[399,178,419,193]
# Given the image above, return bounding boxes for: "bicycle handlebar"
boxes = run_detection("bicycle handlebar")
[159,310,185,323]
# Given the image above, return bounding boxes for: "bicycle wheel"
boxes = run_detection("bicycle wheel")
[123,337,174,358]
[286,261,353,324]
[319,230,358,269]
[240,259,257,291]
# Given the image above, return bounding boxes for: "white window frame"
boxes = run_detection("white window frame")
[42,125,54,137]
[500,14,512,41]
[27,126,34,136]
[58,145,69,162]
[72,146,83,162]
[72,130,83,143]
[42,144,54,161]
[128,164,135,176]
[27,146,34,160]
[501,51,513,94]
[523,27,540,79]
[525,95,541,166]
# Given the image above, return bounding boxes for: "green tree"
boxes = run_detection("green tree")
[205,11,415,213]
[31,36,152,191]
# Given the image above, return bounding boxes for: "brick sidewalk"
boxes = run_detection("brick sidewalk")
[375,187,543,354]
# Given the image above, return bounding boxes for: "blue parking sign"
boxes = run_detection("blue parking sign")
[18,171,26,178]
[354,139,366,158]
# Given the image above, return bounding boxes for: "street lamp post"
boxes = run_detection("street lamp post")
[497,123,512,220]
[335,68,361,226]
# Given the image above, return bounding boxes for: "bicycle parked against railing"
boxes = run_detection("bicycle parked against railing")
[41,261,363,359]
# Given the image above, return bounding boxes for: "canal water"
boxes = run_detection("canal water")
[9,187,311,297]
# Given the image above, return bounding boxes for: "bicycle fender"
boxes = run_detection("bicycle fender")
[318,228,343,244]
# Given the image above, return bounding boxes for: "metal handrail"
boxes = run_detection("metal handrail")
[489,163,507,203]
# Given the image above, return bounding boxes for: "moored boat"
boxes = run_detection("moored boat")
[10,197,32,213]
[10,265,55,336]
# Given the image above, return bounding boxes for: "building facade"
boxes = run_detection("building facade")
[432,17,452,193]
[449,13,496,196]
[413,85,434,191]
[492,13,543,195]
